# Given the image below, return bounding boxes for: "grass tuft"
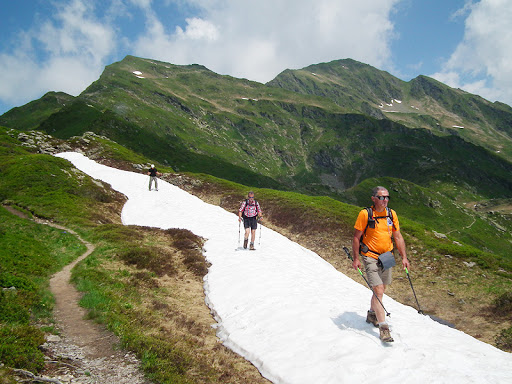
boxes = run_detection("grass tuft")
[0,325,45,372]
[495,327,512,352]
[492,292,512,317]
[118,246,176,277]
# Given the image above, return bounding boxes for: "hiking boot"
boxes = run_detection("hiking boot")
[379,324,394,343]
[243,239,248,249]
[250,243,255,250]
[366,310,379,327]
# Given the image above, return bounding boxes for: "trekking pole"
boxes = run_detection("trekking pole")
[405,267,424,315]
[238,220,241,248]
[342,246,390,317]
[258,217,262,246]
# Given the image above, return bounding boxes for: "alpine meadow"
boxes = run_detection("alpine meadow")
[0,55,511,383]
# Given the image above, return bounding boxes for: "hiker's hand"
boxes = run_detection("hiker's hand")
[402,257,410,270]
[352,258,361,270]
[238,217,242,222]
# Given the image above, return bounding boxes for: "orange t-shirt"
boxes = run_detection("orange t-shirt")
[354,207,399,259]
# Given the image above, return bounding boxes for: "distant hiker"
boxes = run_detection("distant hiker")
[238,192,263,250]
[147,164,161,191]
[351,186,410,342]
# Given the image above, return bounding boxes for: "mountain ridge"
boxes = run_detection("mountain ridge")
[269,59,512,160]
[2,55,511,194]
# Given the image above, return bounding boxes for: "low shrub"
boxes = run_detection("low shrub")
[0,325,45,372]
[0,291,30,324]
[118,246,176,277]
[495,326,512,352]
[492,291,512,317]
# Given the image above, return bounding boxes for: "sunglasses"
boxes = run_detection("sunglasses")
[374,195,390,201]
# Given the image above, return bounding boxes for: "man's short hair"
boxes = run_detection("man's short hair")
[372,186,388,196]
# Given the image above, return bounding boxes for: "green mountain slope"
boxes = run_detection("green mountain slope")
[1,127,510,382]
[266,58,402,119]
[4,55,512,199]
[268,59,512,161]
[0,91,74,131]
[2,55,512,262]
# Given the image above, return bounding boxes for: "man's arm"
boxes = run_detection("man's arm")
[393,229,410,270]
[352,229,363,270]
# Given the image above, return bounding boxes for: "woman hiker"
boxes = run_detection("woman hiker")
[238,192,263,250]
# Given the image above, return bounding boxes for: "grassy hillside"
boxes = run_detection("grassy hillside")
[269,60,512,161]
[1,128,511,383]
[3,56,512,206]
[0,127,272,382]
[0,206,85,373]
[0,92,74,131]
[267,58,403,118]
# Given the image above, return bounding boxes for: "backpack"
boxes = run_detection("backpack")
[360,207,395,256]
[363,206,394,234]
[241,199,259,217]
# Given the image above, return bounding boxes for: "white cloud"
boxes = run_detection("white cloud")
[39,1,115,64]
[432,0,512,106]
[0,0,115,107]
[1,0,402,111]
[133,0,400,82]
[175,18,219,41]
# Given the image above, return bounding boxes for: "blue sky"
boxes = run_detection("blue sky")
[1,0,511,115]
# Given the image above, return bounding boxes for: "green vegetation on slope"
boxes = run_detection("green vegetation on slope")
[3,56,512,207]
[0,128,268,382]
[1,125,511,383]
[270,59,512,161]
[0,92,75,131]
[0,207,85,372]
[9,56,511,206]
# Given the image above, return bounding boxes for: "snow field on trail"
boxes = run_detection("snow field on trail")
[57,152,512,384]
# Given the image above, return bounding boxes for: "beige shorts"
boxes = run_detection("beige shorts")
[362,255,392,287]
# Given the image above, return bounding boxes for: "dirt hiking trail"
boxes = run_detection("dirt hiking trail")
[47,221,149,384]
[5,206,150,384]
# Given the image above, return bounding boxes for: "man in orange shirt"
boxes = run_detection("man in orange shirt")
[352,186,410,342]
